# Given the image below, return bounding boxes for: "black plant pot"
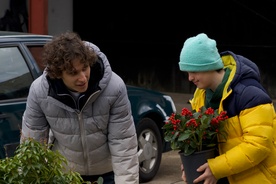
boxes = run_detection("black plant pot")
[179,149,215,184]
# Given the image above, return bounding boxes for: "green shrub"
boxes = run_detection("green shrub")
[0,138,103,184]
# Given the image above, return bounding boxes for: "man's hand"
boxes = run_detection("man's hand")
[193,163,217,184]
[181,163,217,184]
[181,164,187,183]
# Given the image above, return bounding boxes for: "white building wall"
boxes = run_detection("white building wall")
[48,0,73,36]
[0,0,10,17]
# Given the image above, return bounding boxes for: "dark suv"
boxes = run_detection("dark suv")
[0,31,176,182]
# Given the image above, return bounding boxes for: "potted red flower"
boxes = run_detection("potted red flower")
[163,106,228,155]
[162,106,228,184]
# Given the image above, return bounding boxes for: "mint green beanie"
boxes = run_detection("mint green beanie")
[179,33,224,72]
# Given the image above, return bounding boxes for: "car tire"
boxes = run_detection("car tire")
[136,118,162,183]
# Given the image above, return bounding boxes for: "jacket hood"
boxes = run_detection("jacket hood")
[84,41,112,92]
[221,51,261,87]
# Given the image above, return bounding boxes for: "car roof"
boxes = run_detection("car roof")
[0,31,52,42]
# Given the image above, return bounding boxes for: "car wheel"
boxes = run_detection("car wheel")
[136,118,162,183]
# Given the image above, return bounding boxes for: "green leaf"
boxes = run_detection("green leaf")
[178,133,190,141]
[0,137,102,184]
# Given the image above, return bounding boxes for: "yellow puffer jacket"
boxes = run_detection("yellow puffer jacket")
[189,51,276,184]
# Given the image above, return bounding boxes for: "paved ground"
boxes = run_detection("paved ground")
[140,150,184,184]
[140,92,192,184]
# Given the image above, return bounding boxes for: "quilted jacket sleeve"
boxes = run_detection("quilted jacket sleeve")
[107,75,139,183]
[21,75,50,143]
[208,104,275,179]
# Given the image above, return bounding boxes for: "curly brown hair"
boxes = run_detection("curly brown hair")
[43,31,97,79]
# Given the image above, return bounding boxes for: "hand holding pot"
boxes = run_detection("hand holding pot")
[194,163,217,184]
[181,163,218,184]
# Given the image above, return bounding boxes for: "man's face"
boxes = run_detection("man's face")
[187,71,217,90]
[61,58,90,93]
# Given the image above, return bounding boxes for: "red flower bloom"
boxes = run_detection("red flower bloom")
[162,106,228,156]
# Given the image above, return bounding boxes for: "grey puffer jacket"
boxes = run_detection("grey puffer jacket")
[21,42,139,183]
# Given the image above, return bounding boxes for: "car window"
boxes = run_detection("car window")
[0,47,32,100]
[0,46,33,158]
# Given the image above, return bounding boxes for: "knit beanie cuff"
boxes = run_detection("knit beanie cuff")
[179,57,223,71]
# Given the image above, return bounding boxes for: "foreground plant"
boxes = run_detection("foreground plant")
[0,137,103,184]
[163,106,228,156]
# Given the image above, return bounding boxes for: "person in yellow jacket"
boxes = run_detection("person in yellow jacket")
[179,33,276,184]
